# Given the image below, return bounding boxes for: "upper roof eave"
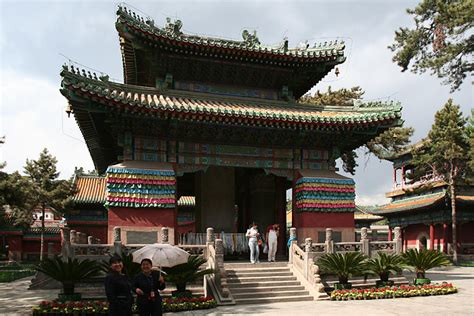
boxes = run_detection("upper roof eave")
[115,5,346,61]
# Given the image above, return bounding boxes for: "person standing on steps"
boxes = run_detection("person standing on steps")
[246,222,260,264]
[266,224,279,262]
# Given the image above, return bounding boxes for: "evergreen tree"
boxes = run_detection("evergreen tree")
[410,99,470,264]
[389,0,474,91]
[24,149,73,261]
[300,86,413,174]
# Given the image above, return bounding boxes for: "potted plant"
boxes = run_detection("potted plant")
[366,253,404,287]
[402,249,450,285]
[36,256,102,301]
[163,255,214,298]
[317,252,367,290]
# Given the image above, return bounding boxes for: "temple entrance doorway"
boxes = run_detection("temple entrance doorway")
[176,166,290,257]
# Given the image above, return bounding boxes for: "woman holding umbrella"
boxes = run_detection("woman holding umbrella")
[133,258,166,316]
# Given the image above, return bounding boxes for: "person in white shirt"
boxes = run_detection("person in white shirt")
[245,223,260,264]
[266,224,279,262]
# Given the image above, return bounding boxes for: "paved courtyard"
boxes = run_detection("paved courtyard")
[1,266,473,316]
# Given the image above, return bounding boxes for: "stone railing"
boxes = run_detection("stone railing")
[299,227,402,259]
[203,228,234,305]
[288,228,327,300]
[288,226,403,300]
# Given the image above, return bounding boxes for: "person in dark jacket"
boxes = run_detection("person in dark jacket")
[104,255,133,316]
[133,258,166,316]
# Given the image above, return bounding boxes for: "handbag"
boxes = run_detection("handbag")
[263,243,268,254]
[257,239,262,246]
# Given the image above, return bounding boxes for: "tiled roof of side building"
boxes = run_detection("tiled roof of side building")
[60,66,403,130]
[116,5,346,62]
[72,175,107,204]
[370,191,446,215]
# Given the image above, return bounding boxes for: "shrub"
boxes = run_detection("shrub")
[317,252,367,284]
[402,249,450,279]
[366,253,404,283]
[35,256,102,295]
[162,255,214,294]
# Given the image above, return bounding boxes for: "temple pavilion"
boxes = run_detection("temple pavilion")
[60,6,403,254]
[369,145,474,256]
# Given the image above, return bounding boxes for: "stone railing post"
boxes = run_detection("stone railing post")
[205,227,214,259]
[325,228,334,254]
[289,227,297,263]
[61,227,71,258]
[361,227,370,257]
[113,227,122,256]
[215,238,229,298]
[394,227,402,254]
[70,230,77,244]
[161,227,169,244]
[304,237,312,278]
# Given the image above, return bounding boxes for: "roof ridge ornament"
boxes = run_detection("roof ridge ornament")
[242,29,260,48]
[164,17,183,37]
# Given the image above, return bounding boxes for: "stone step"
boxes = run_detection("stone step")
[234,295,314,305]
[230,285,306,294]
[228,280,301,288]
[224,262,288,269]
[233,290,310,299]
[227,275,296,283]
[226,267,290,273]
[227,271,293,277]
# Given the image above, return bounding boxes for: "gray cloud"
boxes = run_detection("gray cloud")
[0,0,471,205]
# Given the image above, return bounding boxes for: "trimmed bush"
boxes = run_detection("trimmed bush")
[0,269,35,282]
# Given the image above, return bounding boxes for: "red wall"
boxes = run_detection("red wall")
[294,212,354,228]
[108,207,175,227]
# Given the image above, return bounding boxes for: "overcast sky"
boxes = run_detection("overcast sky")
[0,0,472,206]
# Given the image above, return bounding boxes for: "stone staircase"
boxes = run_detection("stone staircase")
[225,262,314,305]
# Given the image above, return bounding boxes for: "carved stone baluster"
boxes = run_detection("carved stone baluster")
[113,227,122,256]
[161,227,169,244]
[394,227,402,254]
[325,228,334,254]
[361,227,370,257]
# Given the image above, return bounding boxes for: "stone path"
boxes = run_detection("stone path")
[1,267,473,316]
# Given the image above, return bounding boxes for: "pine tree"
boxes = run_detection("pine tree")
[24,149,73,261]
[410,99,470,264]
[389,0,474,91]
[300,86,413,174]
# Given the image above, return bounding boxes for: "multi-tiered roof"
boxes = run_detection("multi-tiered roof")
[60,6,403,173]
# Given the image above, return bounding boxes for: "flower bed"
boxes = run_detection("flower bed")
[330,283,457,301]
[32,297,217,315]
[32,301,109,315]
[163,297,217,312]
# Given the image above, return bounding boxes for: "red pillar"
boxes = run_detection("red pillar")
[388,228,393,241]
[429,224,435,250]
[401,164,405,188]
[442,223,448,253]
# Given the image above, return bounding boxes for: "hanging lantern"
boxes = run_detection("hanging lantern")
[65,102,73,118]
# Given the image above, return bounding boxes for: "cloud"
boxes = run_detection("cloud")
[0,69,94,178]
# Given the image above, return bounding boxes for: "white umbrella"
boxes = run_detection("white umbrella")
[132,243,190,268]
